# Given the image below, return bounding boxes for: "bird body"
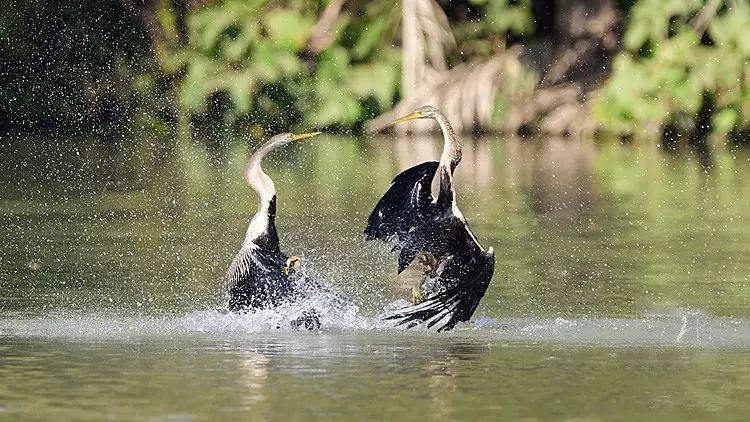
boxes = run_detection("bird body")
[365,106,496,331]
[226,195,316,311]
[226,132,323,328]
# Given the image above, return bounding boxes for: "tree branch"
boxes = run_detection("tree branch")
[690,0,721,37]
[307,0,347,54]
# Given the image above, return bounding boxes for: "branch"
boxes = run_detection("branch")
[307,0,347,55]
[690,0,721,37]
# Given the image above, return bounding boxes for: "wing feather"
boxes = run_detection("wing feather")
[383,249,495,332]
[225,247,256,293]
[364,161,438,243]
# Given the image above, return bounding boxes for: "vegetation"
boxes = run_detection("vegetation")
[1,0,748,143]
[595,0,750,141]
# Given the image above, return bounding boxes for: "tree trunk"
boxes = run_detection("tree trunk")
[512,0,622,136]
[539,0,621,90]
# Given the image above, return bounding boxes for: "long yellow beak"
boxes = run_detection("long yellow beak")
[290,131,322,141]
[393,111,424,124]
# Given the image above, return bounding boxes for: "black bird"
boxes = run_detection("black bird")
[226,131,323,329]
[365,105,496,332]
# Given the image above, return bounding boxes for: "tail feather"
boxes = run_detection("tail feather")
[383,252,495,332]
[384,291,463,332]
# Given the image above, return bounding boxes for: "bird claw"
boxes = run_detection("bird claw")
[282,256,303,275]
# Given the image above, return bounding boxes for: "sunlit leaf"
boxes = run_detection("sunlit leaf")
[712,107,738,135]
[264,8,315,52]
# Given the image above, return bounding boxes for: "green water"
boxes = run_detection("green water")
[1,135,749,420]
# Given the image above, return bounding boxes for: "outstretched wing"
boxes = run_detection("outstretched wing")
[383,248,495,332]
[365,161,439,273]
[225,247,261,311]
[364,161,438,243]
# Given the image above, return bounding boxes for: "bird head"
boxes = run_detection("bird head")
[282,255,303,275]
[393,105,440,124]
[268,131,322,148]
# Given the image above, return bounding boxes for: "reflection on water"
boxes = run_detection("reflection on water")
[237,352,269,410]
[3,332,748,421]
[504,137,595,221]
[1,134,750,420]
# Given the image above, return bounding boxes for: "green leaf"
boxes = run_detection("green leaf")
[308,87,362,127]
[317,46,350,80]
[264,9,314,52]
[352,18,389,60]
[180,57,218,112]
[345,60,398,107]
[228,72,256,113]
[713,108,738,135]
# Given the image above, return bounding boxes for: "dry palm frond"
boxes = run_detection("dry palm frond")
[369,0,607,137]
[401,0,455,97]
[367,47,537,134]
[370,0,539,134]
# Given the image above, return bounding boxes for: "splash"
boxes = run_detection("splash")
[0,290,389,340]
[3,304,750,348]
[465,309,750,348]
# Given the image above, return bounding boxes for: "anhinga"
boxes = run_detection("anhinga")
[365,105,496,332]
[226,131,323,328]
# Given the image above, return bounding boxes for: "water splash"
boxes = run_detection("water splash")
[2,305,749,348]
[0,291,381,340]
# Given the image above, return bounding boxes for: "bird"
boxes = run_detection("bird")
[365,105,496,332]
[225,131,324,329]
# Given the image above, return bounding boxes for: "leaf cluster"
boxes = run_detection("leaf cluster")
[595,0,750,138]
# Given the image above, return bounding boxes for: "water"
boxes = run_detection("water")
[1,134,749,420]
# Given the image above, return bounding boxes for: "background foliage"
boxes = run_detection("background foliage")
[595,0,750,140]
[1,0,748,142]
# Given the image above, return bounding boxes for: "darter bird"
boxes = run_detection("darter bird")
[365,105,496,332]
[226,131,323,329]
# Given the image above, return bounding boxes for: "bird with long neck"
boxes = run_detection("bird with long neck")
[396,105,462,171]
[365,105,495,332]
[226,131,322,314]
[242,136,284,252]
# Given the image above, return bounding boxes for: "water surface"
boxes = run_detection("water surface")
[1,135,749,420]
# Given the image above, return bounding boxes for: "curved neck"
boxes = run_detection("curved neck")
[243,141,280,246]
[433,110,461,173]
[430,110,462,210]
[245,144,277,207]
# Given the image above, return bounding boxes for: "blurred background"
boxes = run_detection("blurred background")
[1,0,749,145]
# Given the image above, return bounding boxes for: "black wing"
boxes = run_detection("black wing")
[225,245,294,312]
[383,248,495,332]
[365,161,439,272]
[226,194,291,312]
[364,161,438,243]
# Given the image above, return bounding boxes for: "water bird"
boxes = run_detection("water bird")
[226,131,323,329]
[365,105,496,332]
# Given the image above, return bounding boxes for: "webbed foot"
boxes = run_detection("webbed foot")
[291,309,321,330]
